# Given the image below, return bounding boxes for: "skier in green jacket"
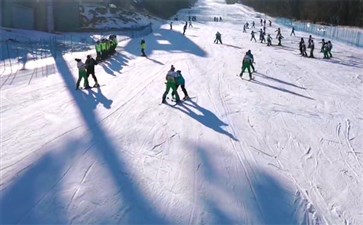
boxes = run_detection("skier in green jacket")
[172,70,190,100]
[162,65,180,103]
[239,51,253,80]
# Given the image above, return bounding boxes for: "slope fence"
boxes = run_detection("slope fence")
[0,23,152,85]
[276,18,363,48]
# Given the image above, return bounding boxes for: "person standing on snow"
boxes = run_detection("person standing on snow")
[277,34,283,46]
[247,50,256,72]
[250,30,257,42]
[75,58,90,90]
[140,39,146,57]
[267,34,272,46]
[183,21,187,35]
[290,26,295,36]
[327,41,333,58]
[170,21,173,30]
[309,39,315,58]
[85,55,100,88]
[162,65,181,103]
[214,31,222,44]
[239,51,253,80]
[172,70,190,100]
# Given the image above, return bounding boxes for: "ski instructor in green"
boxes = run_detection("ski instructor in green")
[162,65,180,103]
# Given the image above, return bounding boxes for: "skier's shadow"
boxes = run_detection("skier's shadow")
[172,100,238,141]
[82,88,113,109]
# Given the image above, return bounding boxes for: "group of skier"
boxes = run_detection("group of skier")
[161,65,190,104]
[75,55,100,90]
[245,19,334,60]
[95,35,118,62]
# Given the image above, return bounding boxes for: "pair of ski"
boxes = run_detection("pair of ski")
[237,74,255,81]
[77,84,105,90]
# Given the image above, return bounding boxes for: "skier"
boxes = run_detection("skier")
[299,38,307,56]
[243,24,247,33]
[183,21,187,35]
[247,50,256,72]
[260,18,263,26]
[290,26,295,36]
[170,21,173,30]
[275,28,281,39]
[172,70,190,100]
[162,65,180,103]
[252,21,255,28]
[277,34,283,46]
[214,31,222,44]
[75,58,90,90]
[250,30,257,42]
[189,20,193,28]
[309,39,315,58]
[259,29,265,43]
[320,39,325,52]
[267,34,272,46]
[85,55,100,87]
[140,39,146,57]
[327,41,333,58]
[239,51,253,80]
[269,20,272,26]
[308,35,313,48]
[95,40,102,62]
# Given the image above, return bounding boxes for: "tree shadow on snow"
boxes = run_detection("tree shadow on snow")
[51,55,169,224]
[123,28,207,57]
[0,140,81,224]
[187,143,302,224]
[171,100,238,141]
[0,54,171,224]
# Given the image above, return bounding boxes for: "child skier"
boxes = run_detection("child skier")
[239,51,253,80]
[172,70,190,100]
[162,65,180,103]
[250,30,257,42]
[214,32,222,44]
[75,58,90,90]
[267,34,272,46]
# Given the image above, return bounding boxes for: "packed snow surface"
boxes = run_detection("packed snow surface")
[1,0,362,224]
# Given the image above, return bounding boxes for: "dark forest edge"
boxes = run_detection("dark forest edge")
[226,0,363,27]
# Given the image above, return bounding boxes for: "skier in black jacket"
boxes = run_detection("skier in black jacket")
[85,55,100,87]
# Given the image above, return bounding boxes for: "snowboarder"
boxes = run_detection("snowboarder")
[75,58,90,90]
[290,26,295,36]
[214,31,222,44]
[250,30,257,42]
[140,39,146,57]
[239,51,253,80]
[85,55,100,87]
[172,70,190,100]
[162,65,180,103]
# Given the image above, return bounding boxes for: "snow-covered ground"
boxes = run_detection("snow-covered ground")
[1,0,362,224]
